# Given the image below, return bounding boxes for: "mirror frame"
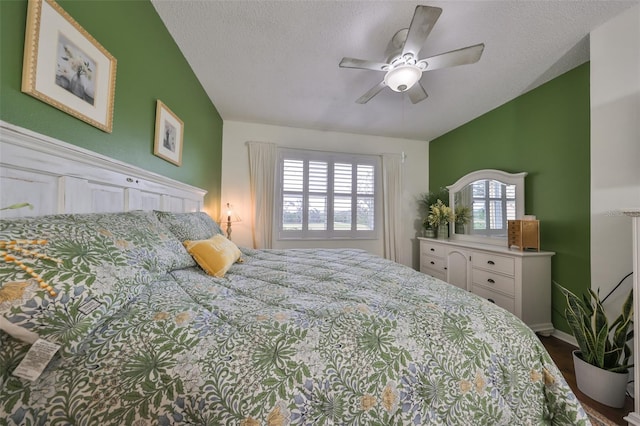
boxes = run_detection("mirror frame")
[447,169,528,245]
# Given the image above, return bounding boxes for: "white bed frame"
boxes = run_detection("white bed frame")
[0,121,206,219]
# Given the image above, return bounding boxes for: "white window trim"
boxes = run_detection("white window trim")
[275,148,380,240]
[472,179,515,236]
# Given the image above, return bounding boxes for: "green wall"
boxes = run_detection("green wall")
[0,0,222,213]
[429,63,590,333]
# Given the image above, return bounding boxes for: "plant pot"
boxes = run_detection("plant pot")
[423,228,435,238]
[572,350,628,408]
[436,224,448,240]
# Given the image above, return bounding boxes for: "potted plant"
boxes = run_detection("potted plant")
[427,199,454,240]
[454,205,471,234]
[421,217,435,238]
[557,283,633,408]
[418,188,448,238]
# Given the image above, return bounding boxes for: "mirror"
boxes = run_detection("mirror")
[447,170,527,243]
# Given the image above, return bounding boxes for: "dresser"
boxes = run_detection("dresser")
[419,237,555,335]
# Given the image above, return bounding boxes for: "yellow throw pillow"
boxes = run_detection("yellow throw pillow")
[183,235,242,277]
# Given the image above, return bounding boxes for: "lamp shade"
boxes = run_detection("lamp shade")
[219,203,241,224]
[384,64,422,92]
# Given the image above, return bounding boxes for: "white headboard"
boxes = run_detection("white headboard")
[0,121,206,219]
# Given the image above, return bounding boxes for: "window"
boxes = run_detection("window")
[471,179,516,236]
[277,148,379,239]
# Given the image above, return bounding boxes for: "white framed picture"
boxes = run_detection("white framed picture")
[153,100,184,166]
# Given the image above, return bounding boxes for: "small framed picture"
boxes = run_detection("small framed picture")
[22,0,117,133]
[153,100,184,166]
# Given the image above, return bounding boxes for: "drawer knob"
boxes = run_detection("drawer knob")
[430,248,435,252]
[487,260,495,265]
[487,278,495,284]
[430,261,435,265]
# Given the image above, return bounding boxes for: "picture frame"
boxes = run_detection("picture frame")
[153,100,184,166]
[22,0,117,133]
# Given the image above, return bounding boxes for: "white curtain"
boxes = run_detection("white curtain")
[381,154,404,262]
[247,141,277,249]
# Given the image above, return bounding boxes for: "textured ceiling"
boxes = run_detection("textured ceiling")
[151,0,639,142]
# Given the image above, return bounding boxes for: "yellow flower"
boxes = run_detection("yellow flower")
[274,312,288,322]
[381,383,398,412]
[459,380,472,393]
[356,304,370,314]
[0,281,31,303]
[115,239,130,249]
[267,405,285,426]
[153,312,169,321]
[175,312,191,325]
[542,368,555,386]
[427,199,454,227]
[98,229,113,237]
[361,394,377,410]
[240,417,260,426]
[474,371,486,395]
[530,369,542,382]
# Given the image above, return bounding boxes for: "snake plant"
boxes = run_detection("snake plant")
[557,283,633,373]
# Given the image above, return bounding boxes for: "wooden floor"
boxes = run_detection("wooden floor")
[539,335,633,425]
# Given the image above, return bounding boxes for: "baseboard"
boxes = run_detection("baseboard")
[625,411,640,426]
[551,329,578,347]
[530,322,554,336]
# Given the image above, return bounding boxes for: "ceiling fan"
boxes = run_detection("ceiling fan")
[339,5,485,104]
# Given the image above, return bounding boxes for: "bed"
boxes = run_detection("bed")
[0,122,589,425]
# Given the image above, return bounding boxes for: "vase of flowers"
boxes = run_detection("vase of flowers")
[422,218,436,238]
[418,188,448,239]
[454,206,471,235]
[436,223,449,239]
[428,199,454,240]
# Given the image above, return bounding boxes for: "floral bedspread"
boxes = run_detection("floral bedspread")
[2,246,589,425]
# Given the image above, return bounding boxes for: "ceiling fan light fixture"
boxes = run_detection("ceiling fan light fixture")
[384,64,422,92]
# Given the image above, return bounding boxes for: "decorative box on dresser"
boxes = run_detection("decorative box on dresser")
[419,237,555,335]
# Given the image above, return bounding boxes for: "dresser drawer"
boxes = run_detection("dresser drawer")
[421,241,445,258]
[421,255,446,273]
[471,252,515,276]
[472,268,516,297]
[472,285,515,315]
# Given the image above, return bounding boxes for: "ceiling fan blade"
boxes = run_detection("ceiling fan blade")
[402,6,442,57]
[422,43,485,71]
[339,57,388,72]
[356,81,386,104]
[407,82,428,104]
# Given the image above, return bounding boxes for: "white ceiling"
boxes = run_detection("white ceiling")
[151,0,639,142]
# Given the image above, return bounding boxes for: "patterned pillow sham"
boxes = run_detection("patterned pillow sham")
[87,211,196,272]
[0,211,193,354]
[154,211,223,241]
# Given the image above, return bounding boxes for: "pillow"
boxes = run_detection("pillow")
[154,211,223,241]
[90,211,195,272]
[183,235,242,277]
[0,211,193,355]
[0,213,143,355]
